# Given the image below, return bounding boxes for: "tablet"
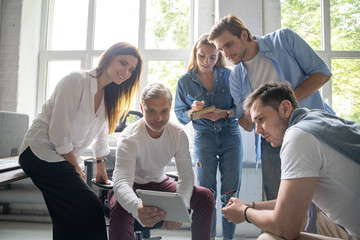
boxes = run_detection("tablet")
[136,189,191,223]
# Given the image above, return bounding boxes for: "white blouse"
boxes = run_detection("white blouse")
[20,69,110,167]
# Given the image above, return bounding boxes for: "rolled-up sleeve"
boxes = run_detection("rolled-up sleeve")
[174,75,192,125]
[281,28,332,77]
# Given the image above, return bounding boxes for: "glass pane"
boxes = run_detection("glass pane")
[47,61,81,99]
[145,0,190,49]
[281,0,321,50]
[94,0,139,50]
[330,0,360,51]
[332,59,360,123]
[92,57,100,69]
[47,0,88,50]
[148,60,185,122]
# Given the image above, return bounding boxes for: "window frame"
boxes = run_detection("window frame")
[37,0,194,113]
[315,0,360,107]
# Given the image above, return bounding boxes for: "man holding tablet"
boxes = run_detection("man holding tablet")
[108,83,214,240]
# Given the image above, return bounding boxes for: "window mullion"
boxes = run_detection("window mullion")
[85,0,96,69]
[138,0,146,51]
[37,0,51,114]
[138,0,147,100]
[321,0,332,106]
[321,0,331,53]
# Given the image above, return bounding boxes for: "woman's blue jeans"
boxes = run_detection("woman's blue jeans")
[194,125,243,239]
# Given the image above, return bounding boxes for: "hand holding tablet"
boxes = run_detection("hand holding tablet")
[136,189,192,223]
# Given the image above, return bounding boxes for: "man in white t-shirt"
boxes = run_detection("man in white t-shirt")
[221,82,360,240]
[107,83,214,240]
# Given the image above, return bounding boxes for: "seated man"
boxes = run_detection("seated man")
[221,82,360,240]
[108,83,214,240]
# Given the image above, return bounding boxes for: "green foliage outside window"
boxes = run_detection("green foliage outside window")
[147,0,190,49]
[330,0,360,51]
[148,60,186,103]
[281,0,321,50]
[146,0,190,114]
[281,0,360,123]
[332,59,360,122]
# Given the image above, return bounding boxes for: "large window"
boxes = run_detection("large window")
[281,0,360,122]
[38,0,193,114]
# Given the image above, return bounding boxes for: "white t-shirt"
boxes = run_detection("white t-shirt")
[20,69,110,167]
[112,119,194,218]
[243,52,281,90]
[281,127,360,238]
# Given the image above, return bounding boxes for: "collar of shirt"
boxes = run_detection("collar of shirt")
[88,68,98,95]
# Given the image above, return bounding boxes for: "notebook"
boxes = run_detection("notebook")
[191,105,216,120]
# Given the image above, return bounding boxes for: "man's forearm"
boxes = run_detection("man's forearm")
[238,110,254,132]
[250,199,276,210]
[293,73,330,101]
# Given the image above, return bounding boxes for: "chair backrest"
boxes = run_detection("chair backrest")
[0,111,29,158]
[115,110,143,132]
[107,110,143,178]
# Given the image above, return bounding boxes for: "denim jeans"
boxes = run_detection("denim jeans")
[194,126,243,239]
[260,140,281,201]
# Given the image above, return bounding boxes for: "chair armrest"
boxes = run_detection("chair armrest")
[91,179,114,190]
[165,171,179,181]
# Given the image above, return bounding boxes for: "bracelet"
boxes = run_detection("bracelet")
[96,159,105,164]
[244,206,252,223]
[190,111,193,121]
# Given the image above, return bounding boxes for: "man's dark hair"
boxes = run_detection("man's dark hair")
[244,82,300,111]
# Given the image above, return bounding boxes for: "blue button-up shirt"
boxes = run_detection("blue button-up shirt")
[230,28,332,118]
[175,67,238,131]
[229,28,332,160]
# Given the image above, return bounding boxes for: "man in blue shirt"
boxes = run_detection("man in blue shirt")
[208,14,332,202]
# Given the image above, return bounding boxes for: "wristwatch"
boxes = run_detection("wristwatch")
[96,158,105,164]
[225,110,230,119]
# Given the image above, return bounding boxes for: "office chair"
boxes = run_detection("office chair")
[91,180,163,240]
[115,110,144,132]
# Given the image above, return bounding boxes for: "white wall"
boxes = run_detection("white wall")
[17,0,42,120]
[0,0,41,121]
[217,0,263,35]
[0,0,22,112]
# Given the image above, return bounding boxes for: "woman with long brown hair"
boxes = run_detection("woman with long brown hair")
[19,42,142,240]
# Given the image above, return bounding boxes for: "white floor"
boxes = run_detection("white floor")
[0,220,257,240]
